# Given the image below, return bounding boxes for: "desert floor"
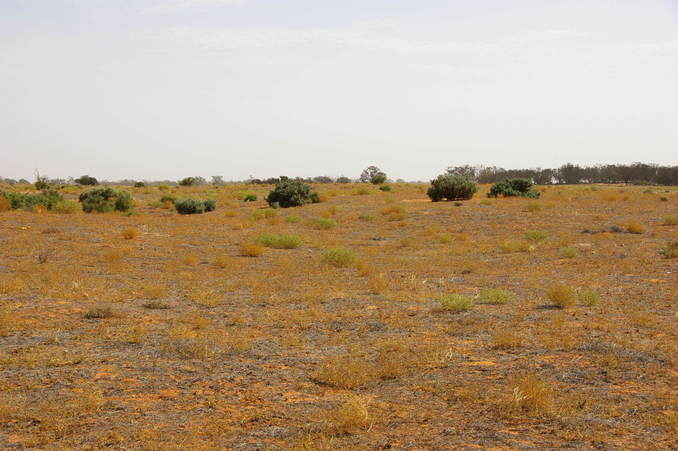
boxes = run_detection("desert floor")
[0,182,676,450]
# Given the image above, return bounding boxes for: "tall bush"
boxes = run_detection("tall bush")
[427,175,478,202]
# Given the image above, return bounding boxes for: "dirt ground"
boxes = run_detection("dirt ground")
[0,182,676,450]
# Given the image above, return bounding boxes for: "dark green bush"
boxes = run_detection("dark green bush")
[79,188,132,213]
[243,194,257,202]
[488,179,540,198]
[1,190,64,211]
[134,181,145,188]
[379,185,392,192]
[427,175,478,202]
[75,175,99,186]
[266,179,319,208]
[336,176,351,184]
[175,198,216,215]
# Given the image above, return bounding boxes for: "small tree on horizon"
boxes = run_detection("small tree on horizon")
[360,166,387,184]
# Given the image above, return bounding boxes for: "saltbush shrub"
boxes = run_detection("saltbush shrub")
[488,178,540,198]
[427,175,478,202]
[243,194,257,202]
[79,188,132,213]
[134,181,145,188]
[1,190,64,211]
[266,179,319,208]
[175,198,216,215]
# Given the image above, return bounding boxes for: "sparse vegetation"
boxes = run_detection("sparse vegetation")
[256,233,302,249]
[439,294,474,312]
[321,247,356,267]
[0,180,674,450]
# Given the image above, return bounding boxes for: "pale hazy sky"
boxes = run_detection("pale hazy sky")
[1,0,677,181]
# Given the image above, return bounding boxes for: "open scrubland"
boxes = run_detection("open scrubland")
[0,182,676,450]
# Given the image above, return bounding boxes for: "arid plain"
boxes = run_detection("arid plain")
[1,182,676,450]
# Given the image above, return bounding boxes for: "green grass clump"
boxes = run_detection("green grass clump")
[439,294,474,312]
[285,214,302,223]
[525,230,549,242]
[559,247,578,259]
[480,289,515,305]
[256,233,302,249]
[578,288,601,306]
[321,247,356,267]
[314,217,337,230]
[661,214,678,226]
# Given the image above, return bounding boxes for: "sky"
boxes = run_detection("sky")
[1,0,677,182]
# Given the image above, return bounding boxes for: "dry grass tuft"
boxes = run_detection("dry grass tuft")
[321,247,357,268]
[492,329,523,349]
[325,393,372,434]
[122,228,138,240]
[559,247,578,259]
[501,372,554,417]
[626,221,645,234]
[578,287,601,306]
[547,285,576,308]
[240,242,264,257]
[84,306,118,319]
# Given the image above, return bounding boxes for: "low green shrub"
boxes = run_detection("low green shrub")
[175,198,216,215]
[1,190,64,211]
[266,179,319,208]
[79,188,132,213]
[243,194,257,202]
[285,214,302,223]
[660,241,678,259]
[488,178,540,198]
[427,175,478,202]
[379,185,392,192]
[256,233,302,249]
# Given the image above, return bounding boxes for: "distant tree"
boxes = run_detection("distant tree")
[34,170,49,190]
[446,165,478,181]
[312,176,334,184]
[360,166,387,184]
[211,176,225,186]
[74,175,99,186]
[336,176,351,184]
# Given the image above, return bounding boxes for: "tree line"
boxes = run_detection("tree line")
[445,163,678,185]
[1,162,676,186]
